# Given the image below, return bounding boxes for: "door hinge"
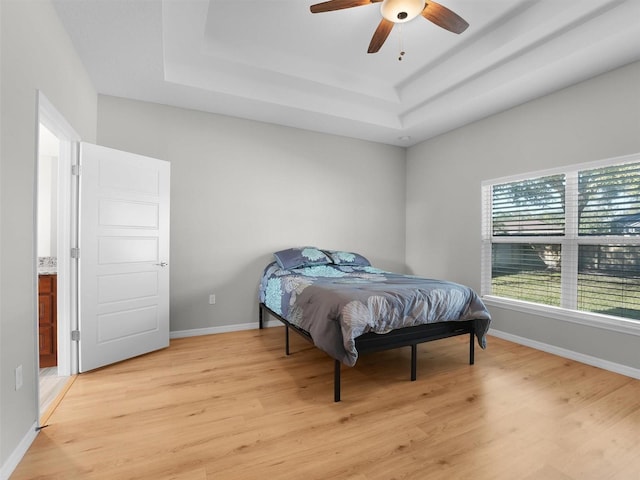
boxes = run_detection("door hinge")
[71,330,80,341]
[71,164,81,176]
[71,247,80,259]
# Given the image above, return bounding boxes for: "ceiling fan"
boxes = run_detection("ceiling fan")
[309,0,469,54]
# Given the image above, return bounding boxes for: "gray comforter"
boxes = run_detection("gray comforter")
[259,263,491,366]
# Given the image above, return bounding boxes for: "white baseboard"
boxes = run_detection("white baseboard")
[488,328,640,380]
[1,422,38,480]
[170,320,282,339]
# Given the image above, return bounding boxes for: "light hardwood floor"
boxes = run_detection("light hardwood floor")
[13,327,640,480]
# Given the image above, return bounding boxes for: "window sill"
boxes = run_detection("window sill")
[482,295,640,337]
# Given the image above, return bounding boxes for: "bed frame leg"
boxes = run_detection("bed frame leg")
[410,344,417,381]
[334,360,341,402]
[259,304,263,329]
[469,329,475,365]
[285,325,290,355]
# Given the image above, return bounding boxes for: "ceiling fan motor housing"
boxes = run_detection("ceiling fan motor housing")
[380,0,426,23]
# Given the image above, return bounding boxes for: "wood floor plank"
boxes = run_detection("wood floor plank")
[11,329,640,480]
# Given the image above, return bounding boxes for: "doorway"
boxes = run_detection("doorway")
[37,123,65,413]
[36,93,81,420]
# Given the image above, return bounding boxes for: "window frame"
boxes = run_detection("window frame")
[481,152,640,336]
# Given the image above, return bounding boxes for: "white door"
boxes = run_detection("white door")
[78,142,170,372]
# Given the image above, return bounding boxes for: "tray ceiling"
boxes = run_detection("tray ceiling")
[52,0,640,146]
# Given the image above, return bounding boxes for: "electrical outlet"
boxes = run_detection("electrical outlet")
[208,294,216,305]
[15,365,23,390]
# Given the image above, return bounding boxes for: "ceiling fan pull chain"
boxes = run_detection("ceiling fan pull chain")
[398,24,405,61]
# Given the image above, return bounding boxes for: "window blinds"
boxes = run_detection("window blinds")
[483,157,640,322]
[491,174,565,237]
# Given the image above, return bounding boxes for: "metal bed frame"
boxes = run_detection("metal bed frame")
[259,302,476,402]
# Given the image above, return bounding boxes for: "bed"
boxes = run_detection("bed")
[258,247,492,401]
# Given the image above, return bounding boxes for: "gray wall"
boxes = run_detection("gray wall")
[0,0,97,471]
[406,60,640,369]
[97,96,407,333]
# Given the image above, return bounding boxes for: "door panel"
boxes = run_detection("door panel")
[79,142,170,372]
[98,237,159,263]
[100,200,159,228]
[97,306,159,343]
[97,271,159,303]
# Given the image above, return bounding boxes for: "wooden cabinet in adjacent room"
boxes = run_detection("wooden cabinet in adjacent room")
[38,274,57,367]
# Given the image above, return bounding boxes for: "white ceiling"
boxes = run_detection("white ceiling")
[52,0,640,146]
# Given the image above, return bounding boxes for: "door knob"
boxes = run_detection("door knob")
[155,262,168,267]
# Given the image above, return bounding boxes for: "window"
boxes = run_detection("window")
[482,154,640,325]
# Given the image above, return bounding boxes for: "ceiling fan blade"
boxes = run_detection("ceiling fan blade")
[421,1,469,34]
[310,0,382,14]
[368,18,394,53]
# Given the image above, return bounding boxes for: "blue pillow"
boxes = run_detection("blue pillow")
[273,247,331,270]
[325,250,371,266]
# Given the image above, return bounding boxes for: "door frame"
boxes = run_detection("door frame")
[36,92,81,384]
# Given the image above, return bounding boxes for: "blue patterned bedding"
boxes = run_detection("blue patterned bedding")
[259,262,492,367]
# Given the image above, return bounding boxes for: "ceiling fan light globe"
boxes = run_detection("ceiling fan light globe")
[380,0,425,23]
